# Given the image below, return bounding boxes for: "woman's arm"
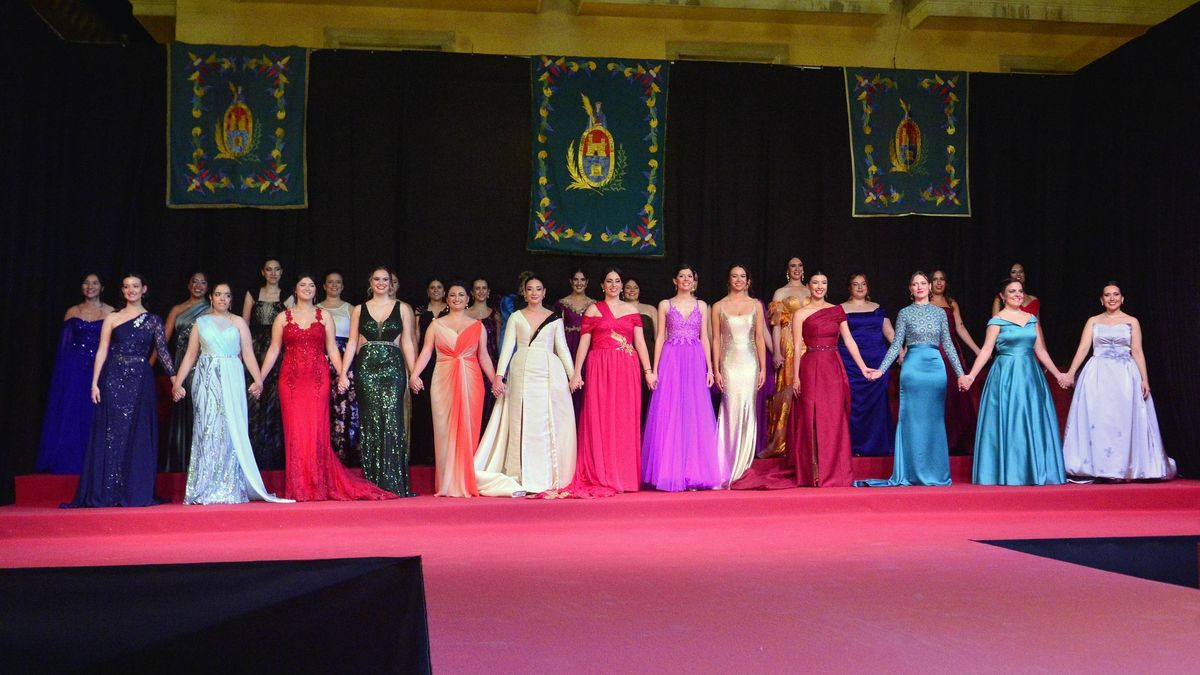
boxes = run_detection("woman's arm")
[237,317,264,397]
[569,333,592,391]
[400,303,417,376]
[652,300,668,371]
[754,306,768,390]
[1129,318,1151,398]
[1032,323,1065,383]
[90,316,115,403]
[711,302,725,391]
[634,321,657,390]
[1064,318,1095,383]
[476,322,499,390]
[952,301,981,354]
[257,314,286,381]
[700,301,715,388]
[495,314,519,380]
[963,325,1000,385]
[410,319,437,392]
[170,327,202,400]
[790,312,805,395]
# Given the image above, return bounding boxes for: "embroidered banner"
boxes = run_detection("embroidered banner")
[167,43,308,208]
[845,68,970,217]
[529,56,668,257]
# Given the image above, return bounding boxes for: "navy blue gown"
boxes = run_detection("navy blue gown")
[37,318,103,474]
[839,307,894,456]
[63,313,175,507]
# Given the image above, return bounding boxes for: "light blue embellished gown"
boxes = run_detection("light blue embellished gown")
[184,315,292,505]
[972,315,1065,485]
[855,303,963,487]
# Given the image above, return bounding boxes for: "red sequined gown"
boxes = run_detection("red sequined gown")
[278,309,396,501]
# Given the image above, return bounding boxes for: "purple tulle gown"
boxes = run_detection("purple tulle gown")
[641,301,721,491]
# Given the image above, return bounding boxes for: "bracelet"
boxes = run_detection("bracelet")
[643,368,652,373]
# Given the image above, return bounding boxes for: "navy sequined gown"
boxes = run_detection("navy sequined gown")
[64,313,175,507]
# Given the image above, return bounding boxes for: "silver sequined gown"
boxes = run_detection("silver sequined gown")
[184,315,292,504]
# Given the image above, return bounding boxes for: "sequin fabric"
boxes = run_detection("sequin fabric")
[185,318,250,504]
[878,303,964,376]
[355,302,413,496]
[63,313,175,507]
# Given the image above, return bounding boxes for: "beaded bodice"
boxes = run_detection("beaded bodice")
[879,303,963,375]
[665,301,702,345]
[281,309,328,390]
[581,301,642,356]
[111,313,175,375]
[65,318,103,358]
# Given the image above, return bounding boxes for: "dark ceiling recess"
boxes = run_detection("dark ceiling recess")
[26,0,153,43]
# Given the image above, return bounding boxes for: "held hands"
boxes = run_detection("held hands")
[773,353,784,369]
[248,380,263,400]
[172,384,187,402]
[645,370,658,390]
[569,374,583,392]
[409,375,424,394]
[492,380,507,397]
[862,367,881,381]
[338,373,350,394]
[957,375,974,391]
[1053,372,1072,390]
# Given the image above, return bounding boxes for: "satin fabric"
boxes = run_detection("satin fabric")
[717,309,760,486]
[1062,323,1175,481]
[762,295,807,458]
[475,312,576,496]
[184,316,291,504]
[972,315,1066,485]
[567,302,643,498]
[839,307,894,456]
[856,345,951,486]
[431,320,484,497]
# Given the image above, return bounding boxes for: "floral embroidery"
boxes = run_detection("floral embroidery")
[610,330,635,356]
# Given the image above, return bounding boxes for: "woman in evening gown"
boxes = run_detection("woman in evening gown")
[712,265,768,486]
[411,277,448,466]
[474,275,577,497]
[856,272,968,487]
[411,283,500,497]
[734,272,873,489]
[171,283,291,505]
[964,278,1067,485]
[64,274,175,507]
[930,270,980,454]
[642,265,721,491]
[161,271,210,472]
[259,274,396,501]
[341,267,418,496]
[37,273,113,474]
[839,273,895,457]
[1061,283,1175,481]
[556,267,595,416]
[319,271,359,465]
[467,277,502,432]
[242,258,290,470]
[763,256,811,458]
[567,268,656,498]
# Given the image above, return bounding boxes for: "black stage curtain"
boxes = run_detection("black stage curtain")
[3,3,1198,502]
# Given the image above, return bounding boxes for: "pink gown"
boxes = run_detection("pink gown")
[431,320,483,497]
[568,302,643,498]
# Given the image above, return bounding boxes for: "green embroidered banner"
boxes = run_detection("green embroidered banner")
[529,56,668,257]
[845,68,970,217]
[167,43,308,208]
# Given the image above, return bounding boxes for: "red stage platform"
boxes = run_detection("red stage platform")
[4,468,1198,673]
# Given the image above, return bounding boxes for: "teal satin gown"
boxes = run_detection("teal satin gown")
[855,303,963,487]
[972,315,1065,485]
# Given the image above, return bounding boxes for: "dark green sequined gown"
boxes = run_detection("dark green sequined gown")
[355,301,413,496]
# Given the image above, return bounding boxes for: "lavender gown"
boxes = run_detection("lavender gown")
[641,302,721,491]
[1062,323,1175,481]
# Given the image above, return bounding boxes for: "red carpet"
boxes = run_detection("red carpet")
[4,478,1198,672]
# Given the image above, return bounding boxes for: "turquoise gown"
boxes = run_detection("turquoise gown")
[184,315,292,504]
[972,315,1065,485]
[855,303,963,487]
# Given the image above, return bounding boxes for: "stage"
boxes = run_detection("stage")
[3,472,1199,672]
